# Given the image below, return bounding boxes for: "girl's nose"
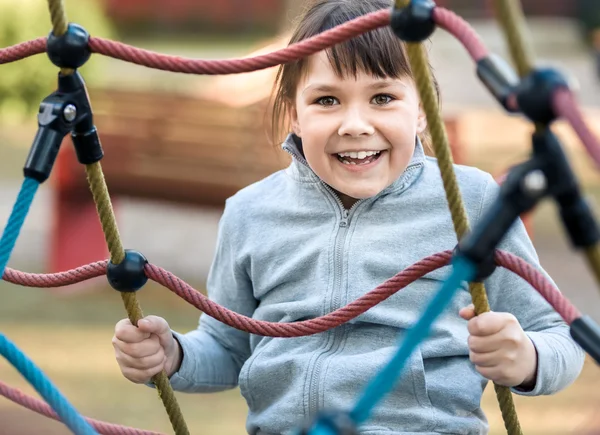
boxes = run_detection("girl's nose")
[337,106,375,137]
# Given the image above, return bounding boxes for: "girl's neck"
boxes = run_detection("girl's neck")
[337,191,360,210]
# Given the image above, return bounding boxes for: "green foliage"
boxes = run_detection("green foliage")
[0,0,116,122]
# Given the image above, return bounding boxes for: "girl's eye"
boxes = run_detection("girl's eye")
[315,96,339,107]
[372,94,394,105]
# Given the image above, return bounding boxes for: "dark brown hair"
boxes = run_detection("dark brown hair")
[269,0,440,151]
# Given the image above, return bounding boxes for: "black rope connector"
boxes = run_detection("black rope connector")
[46,23,91,70]
[514,67,569,125]
[23,71,103,182]
[476,53,520,113]
[391,0,436,43]
[453,244,497,282]
[107,249,149,292]
[293,411,359,435]
[570,315,600,365]
[457,160,548,279]
[531,129,600,249]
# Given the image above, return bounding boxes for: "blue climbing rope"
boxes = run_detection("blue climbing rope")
[0,334,97,434]
[0,177,39,275]
[0,176,98,435]
[349,255,476,427]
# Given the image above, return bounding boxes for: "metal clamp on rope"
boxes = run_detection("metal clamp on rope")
[390,0,437,43]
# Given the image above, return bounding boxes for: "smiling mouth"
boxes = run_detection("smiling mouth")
[335,150,385,166]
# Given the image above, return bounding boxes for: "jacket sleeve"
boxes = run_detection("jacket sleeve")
[477,175,585,396]
[167,198,257,393]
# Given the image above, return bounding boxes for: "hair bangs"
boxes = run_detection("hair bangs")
[316,1,411,79]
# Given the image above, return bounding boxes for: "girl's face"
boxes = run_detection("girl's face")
[291,52,427,206]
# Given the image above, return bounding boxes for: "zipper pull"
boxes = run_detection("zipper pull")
[340,210,349,227]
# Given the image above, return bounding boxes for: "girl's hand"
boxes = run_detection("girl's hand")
[459,304,538,389]
[112,315,182,384]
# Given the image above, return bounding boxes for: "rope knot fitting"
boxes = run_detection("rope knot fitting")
[107,249,149,292]
[514,67,570,125]
[47,22,91,69]
[391,0,436,43]
[292,410,358,435]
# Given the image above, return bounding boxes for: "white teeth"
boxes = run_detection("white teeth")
[337,150,381,159]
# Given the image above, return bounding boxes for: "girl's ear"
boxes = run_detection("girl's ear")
[290,104,302,137]
[416,102,427,135]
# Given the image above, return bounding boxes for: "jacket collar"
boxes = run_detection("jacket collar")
[281,133,425,195]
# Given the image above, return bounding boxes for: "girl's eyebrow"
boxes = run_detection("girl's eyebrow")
[301,84,339,96]
[302,81,408,96]
[367,81,408,90]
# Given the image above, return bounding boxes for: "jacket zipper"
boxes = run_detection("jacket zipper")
[308,183,362,418]
[282,142,421,418]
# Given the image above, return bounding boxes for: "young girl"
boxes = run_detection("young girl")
[112,1,585,433]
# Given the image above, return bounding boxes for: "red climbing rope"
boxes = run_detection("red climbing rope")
[0,37,46,64]
[432,7,488,61]
[0,9,391,73]
[0,380,165,435]
[552,88,600,169]
[1,7,597,170]
[3,250,582,333]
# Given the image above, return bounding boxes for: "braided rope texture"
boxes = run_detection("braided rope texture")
[0,334,96,434]
[0,177,39,275]
[395,0,520,430]
[0,380,165,435]
[3,251,581,332]
[84,163,189,435]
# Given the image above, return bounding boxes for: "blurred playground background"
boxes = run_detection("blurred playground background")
[1,0,600,433]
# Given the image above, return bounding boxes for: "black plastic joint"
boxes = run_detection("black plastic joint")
[570,315,600,365]
[46,22,91,69]
[23,72,94,182]
[476,54,519,113]
[453,244,497,282]
[391,0,436,43]
[558,195,600,248]
[72,126,104,164]
[107,249,149,292]
[294,411,359,435]
[515,67,569,125]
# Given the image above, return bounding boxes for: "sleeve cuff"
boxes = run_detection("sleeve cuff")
[510,331,558,396]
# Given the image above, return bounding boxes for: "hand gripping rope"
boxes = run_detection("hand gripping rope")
[1,0,600,434]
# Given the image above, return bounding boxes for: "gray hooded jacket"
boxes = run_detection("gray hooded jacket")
[166,134,585,435]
